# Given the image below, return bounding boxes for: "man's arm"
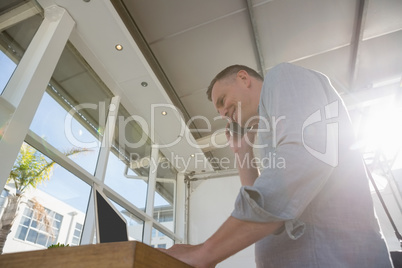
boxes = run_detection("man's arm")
[235,148,259,186]
[164,217,283,267]
[162,127,271,267]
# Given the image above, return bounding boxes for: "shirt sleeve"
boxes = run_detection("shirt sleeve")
[231,63,340,239]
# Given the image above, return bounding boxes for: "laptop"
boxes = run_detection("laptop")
[93,185,129,243]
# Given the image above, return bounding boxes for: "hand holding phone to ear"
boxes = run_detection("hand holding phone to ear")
[225,122,257,154]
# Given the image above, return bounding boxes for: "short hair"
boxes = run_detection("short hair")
[206,65,263,101]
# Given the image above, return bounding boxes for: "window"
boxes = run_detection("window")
[153,152,177,232]
[71,222,83,246]
[15,202,63,247]
[109,198,144,242]
[104,105,152,209]
[4,141,89,253]
[0,189,9,219]
[154,206,174,223]
[1,0,181,254]
[0,1,43,95]
[0,51,16,94]
[151,227,174,249]
[0,189,9,209]
[29,42,114,176]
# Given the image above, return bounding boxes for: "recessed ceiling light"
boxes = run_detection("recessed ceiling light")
[190,154,195,158]
[161,111,167,116]
[115,44,123,51]
[141,82,148,87]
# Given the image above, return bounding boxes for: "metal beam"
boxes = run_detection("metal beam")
[0,1,40,31]
[349,0,369,91]
[245,0,266,76]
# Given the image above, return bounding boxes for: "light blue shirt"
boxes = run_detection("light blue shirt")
[231,63,393,267]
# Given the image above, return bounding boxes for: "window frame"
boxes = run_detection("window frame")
[0,3,184,251]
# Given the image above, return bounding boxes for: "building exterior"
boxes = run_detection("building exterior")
[1,186,85,253]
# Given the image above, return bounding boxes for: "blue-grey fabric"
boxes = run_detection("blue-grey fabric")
[231,63,393,267]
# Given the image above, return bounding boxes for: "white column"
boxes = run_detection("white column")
[80,96,120,245]
[80,192,96,245]
[142,145,159,245]
[175,173,187,243]
[94,96,120,181]
[0,5,75,190]
[65,211,78,245]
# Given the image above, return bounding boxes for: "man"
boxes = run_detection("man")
[164,63,392,267]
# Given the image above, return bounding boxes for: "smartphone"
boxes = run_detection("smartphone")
[228,122,247,137]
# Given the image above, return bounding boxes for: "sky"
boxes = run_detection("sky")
[29,92,169,213]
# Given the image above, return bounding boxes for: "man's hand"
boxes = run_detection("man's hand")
[225,122,259,186]
[226,122,258,154]
[160,243,214,268]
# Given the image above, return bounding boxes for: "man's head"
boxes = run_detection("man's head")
[207,65,263,127]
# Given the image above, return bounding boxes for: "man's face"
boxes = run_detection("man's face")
[211,74,256,127]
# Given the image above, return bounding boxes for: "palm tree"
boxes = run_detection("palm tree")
[0,143,89,254]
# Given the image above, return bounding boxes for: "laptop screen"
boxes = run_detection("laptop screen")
[93,186,129,243]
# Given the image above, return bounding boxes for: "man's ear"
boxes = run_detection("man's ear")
[237,70,251,88]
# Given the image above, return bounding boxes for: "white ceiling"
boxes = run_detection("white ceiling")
[40,0,402,173]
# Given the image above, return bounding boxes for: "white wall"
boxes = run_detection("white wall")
[188,175,255,268]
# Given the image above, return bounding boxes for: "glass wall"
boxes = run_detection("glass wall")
[154,152,177,233]
[151,227,174,249]
[29,42,114,176]
[2,142,90,253]
[109,199,144,241]
[0,1,43,94]
[0,0,180,255]
[104,105,152,209]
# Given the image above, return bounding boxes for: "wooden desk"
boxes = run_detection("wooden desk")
[0,241,193,268]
